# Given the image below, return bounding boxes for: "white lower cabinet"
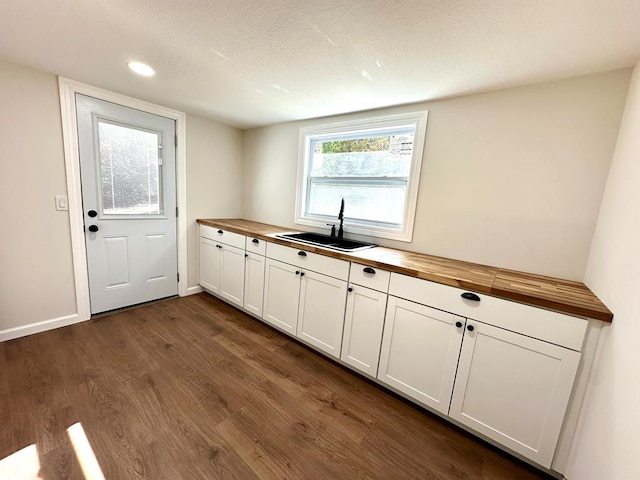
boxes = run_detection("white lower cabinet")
[377,296,465,415]
[218,244,245,307]
[262,258,301,334]
[449,321,581,468]
[297,270,347,358]
[199,227,246,307]
[243,252,265,317]
[341,284,387,376]
[199,237,221,294]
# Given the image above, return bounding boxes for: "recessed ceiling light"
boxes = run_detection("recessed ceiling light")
[127,61,155,77]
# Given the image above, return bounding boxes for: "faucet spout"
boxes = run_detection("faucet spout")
[337,198,345,238]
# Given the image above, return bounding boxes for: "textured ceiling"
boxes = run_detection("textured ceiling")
[0,0,639,129]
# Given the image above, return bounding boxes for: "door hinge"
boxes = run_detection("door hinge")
[176,206,179,217]
[174,135,178,147]
[177,272,180,282]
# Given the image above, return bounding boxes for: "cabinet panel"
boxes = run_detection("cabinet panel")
[263,258,301,334]
[449,321,581,468]
[378,297,464,414]
[199,237,220,294]
[244,252,265,317]
[349,263,391,292]
[341,284,387,376]
[245,236,267,256]
[266,242,349,280]
[219,244,245,307]
[297,271,347,359]
[200,225,246,249]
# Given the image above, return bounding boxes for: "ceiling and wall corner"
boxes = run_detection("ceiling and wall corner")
[0,0,638,128]
[566,59,640,480]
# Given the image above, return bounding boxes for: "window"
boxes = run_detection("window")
[295,111,428,241]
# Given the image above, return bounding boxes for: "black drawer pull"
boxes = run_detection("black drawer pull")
[298,251,307,256]
[461,292,481,302]
[363,267,376,274]
[252,238,259,244]
[217,229,223,234]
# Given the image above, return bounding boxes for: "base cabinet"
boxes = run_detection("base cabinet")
[377,296,465,414]
[449,321,581,468]
[218,245,245,307]
[244,252,265,317]
[263,258,301,334]
[199,237,221,294]
[341,284,387,376]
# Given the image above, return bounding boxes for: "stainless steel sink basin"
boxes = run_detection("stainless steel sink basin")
[275,232,378,252]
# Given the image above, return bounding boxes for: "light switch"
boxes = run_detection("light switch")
[55,195,68,211]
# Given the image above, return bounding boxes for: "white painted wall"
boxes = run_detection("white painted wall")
[243,70,630,280]
[0,60,77,330]
[186,114,243,290]
[566,62,640,479]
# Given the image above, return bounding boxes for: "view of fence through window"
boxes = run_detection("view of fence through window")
[98,121,162,215]
[307,130,415,225]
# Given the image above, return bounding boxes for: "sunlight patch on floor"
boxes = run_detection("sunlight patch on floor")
[67,422,106,480]
[0,444,42,480]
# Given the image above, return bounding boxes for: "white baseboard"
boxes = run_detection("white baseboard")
[184,285,203,296]
[0,313,88,342]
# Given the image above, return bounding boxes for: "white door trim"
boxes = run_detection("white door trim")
[58,77,188,321]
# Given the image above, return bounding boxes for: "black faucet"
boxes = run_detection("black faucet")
[326,223,337,237]
[337,198,345,238]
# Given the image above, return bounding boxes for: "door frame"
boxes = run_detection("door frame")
[58,77,188,321]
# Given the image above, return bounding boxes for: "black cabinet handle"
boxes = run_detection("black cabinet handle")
[244,253,248,258]
[217,229,223,234]
[467,324,475,332]
[300,272,305,277]
[216,244,222,249]
[252,238,259,244]
[461,292,481,302]
[348,287,353,293]
[455,321,463,328]
[88,210,97,218]
[298,251,307,256]
[363,267,376,274]
[88,225,99,232]
[295,270,300,275]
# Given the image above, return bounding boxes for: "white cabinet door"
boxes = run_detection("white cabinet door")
[244,252,265,317]
[263,258,301,334]
[218,244,245,307]
[199,237,221,294]
[449,321,580,468]
[341,284,387,376]
[378,297,465,414]
[297,271,347,359]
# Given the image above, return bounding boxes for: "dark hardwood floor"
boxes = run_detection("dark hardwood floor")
[0,294,554,479]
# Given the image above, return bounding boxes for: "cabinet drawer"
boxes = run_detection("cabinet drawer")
[200,225,245,249]
[349,263,390,292]
[388,273,587,351]
[245,236,267,256]
[266,242,349,280]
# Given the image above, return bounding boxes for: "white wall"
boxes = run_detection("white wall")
[243,70,630,280]
[186,114,243,290]
[0,59,243,335]
[567,62,640,479]
[0,60,77,330]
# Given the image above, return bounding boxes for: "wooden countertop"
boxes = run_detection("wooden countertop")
[198,218,613,322]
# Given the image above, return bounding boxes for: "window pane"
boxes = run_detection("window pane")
[310,133,414,177]
[307,182,407,225]
[98,121,162,215]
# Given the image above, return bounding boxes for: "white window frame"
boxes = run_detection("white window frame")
[295,111,428,242]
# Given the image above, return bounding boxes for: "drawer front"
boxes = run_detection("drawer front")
[349,263,391,292]
[245,236,267,256]
[266,242,349,280]
[388,273,587,351]
[200,225,245,249]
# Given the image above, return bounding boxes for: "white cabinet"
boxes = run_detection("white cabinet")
[449,321,580,468]
[297,270,347,358]
[199,237,220,294]
[244,251,265,317]
[340,263,391,377]
[377,296,465,414]
[199,226,245,307]
[218,244,245,307]
[263,258,300,334]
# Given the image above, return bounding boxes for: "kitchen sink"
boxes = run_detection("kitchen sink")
[275,232,378,252]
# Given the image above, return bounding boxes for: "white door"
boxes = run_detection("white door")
[76,94,177,314]
[297,270,347,359]
[244,252,266,317]
[378,297,465,414]
[263,259,301,334]
[218,244,245,307]
[449,321,581,468]
[341,284,387,377]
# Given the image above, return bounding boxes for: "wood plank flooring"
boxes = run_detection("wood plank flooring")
[1,294,555,479]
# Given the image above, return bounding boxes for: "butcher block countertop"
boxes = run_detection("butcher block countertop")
[198,218,613,323]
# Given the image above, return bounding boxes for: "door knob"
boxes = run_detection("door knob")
[87,210,97,218]
[88,225,99,232]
